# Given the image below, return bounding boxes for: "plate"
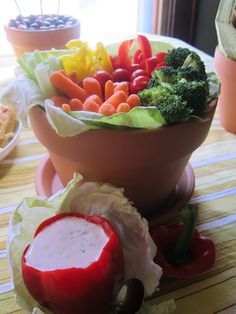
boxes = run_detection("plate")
[0,120,21,162]
[35,156,195,225]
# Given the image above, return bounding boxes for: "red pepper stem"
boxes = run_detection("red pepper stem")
[174,205,198,259]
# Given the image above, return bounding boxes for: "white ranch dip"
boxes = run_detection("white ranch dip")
[25,216,109,271]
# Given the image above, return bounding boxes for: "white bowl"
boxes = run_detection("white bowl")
[0,120,21,162]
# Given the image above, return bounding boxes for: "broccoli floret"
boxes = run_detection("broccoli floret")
[138,85,171,107]
[157,95,192,124]
[147,77,160,89]
[152,66,179,84]
[180,51,207,81]
[139,47,210,124]
[166,47,192,68]
[178,67,206,82]
[138,85,192,124]
[173,80,209,117]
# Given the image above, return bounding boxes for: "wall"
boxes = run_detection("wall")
[193,0,221,56]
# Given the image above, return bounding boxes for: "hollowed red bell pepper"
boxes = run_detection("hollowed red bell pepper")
[22,212,124,314]
[150,205,215,279]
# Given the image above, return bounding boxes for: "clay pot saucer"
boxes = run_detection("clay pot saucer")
[29,99,217,218]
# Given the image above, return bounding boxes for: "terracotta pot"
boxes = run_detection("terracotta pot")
[29,100,217,217]
[4,20,80,57]
[214,46,236,134]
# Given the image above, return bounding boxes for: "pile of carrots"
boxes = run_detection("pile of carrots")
[50,70,141,116]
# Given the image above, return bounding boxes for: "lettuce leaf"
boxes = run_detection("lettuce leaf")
[17,49,71,81]
[69,106,166,130]
[0,74,45,126]
[7,174,163,313]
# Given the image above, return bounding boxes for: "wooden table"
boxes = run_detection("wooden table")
[0,36,236,314]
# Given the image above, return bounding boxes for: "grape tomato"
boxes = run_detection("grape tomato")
[112,68,130,82]
[93,71,113,90]
[130,76,150,94]
[129,69,150,82]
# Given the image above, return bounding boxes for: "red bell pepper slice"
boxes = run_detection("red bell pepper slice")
[110,55,123,70]
[22,212,124,314]
[146,56,158,75]
[118,39,133,70]
[137,34,152,58]
[154,61,167,71]
[133,48,143,64]
[156,52,167,65]
[150,205,215,279]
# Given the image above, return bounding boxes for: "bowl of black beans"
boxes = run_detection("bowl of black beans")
[4,14,80,57]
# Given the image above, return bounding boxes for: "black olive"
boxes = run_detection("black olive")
[114,279,144,314]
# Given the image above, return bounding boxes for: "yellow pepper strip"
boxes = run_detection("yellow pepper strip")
[60,40,113,80]
[66,39,85,49]
[94,42,113,73]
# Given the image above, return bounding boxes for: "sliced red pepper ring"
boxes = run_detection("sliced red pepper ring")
[22,212,124,314]
[137,34,152,58]
[150,206,216,279]
[118,39,134,70]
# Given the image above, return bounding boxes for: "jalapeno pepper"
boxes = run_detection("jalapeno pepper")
[150,205,216,279]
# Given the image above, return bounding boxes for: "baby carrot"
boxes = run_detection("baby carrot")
[62,103,71,112]
[126,94,141,108]
[105,80,114,100]
[114,81,129,95]
[69,70,80,85]
[50,71,87,102]
[83,99,99,113]
[86,94,103,105]
[70,98,83,111]
[98,103,116,116]
[105,90,127,108]
[82,77,103,99]
[51,95,70,107]
[116,102,131,113]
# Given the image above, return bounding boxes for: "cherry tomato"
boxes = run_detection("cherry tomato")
[130,76,150,94]
[129,69,150,82]
[112,68,130,82]
[127,63,141,74]
[93,71,113,90]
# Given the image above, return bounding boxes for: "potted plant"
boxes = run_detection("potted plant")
[4,0,80,57]
[214,0,236,134]
[0,35,218,219]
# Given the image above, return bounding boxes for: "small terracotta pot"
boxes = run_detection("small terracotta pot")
[29,100,217,217]
[214,46,236,134]
[4,20,80,57]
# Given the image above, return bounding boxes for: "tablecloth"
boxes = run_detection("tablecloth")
[0,36,236,314]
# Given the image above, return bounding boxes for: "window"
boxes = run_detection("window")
[0,0,139,55]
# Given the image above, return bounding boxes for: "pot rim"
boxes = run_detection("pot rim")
[4,19,80,34]
[30,98,217,136]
